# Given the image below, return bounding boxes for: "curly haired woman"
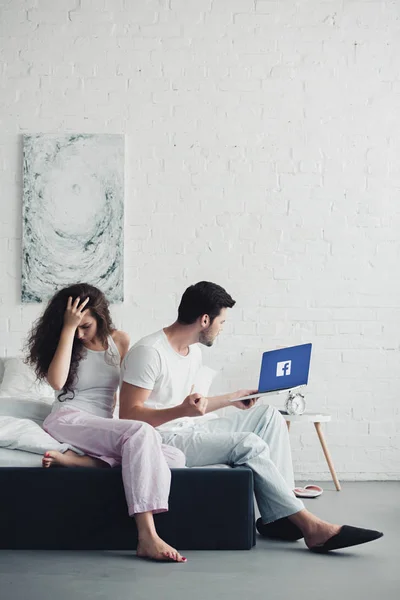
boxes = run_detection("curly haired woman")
[26,283,186,563]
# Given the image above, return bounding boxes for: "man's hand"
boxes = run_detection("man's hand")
[230,389,259,411]
[181,391,208,417]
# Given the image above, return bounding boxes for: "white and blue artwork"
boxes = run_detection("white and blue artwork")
[22,133,124,303]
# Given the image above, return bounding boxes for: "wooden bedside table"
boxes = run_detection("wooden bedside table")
[283,412,341,491]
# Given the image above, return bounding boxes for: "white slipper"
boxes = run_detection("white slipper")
[294,485,323,498]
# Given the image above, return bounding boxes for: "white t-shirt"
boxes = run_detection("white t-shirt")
[121,330,215,432]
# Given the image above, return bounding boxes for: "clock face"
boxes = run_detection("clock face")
[285,393,306,415]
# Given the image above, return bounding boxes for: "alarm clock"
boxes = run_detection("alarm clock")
[284,391,306,415]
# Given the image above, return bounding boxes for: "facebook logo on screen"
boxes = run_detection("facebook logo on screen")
[276,360,292,377]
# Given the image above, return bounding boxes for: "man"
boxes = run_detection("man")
[119,281,383,553]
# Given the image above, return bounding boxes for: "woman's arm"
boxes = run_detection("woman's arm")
[46,296,89,390]
[46,325,76,390]
[112,330,130,363]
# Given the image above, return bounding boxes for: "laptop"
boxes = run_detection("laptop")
[229,343,312,403]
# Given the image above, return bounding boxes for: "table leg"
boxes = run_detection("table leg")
[286,420,291,432]
[314,422,341,491]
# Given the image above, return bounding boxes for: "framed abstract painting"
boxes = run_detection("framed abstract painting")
[22,133,124,303]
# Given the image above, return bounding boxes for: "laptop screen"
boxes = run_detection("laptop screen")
[258,343,312,393]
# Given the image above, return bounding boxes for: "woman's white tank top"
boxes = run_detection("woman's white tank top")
[51,336,120,419]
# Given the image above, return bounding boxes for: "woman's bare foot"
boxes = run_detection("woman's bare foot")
[137,534,187,563]
[42,450,107,469]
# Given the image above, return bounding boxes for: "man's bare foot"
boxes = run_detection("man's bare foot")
[137,534,187,562]
[42,450,107,469]
[303,521,342,549]
[288,509,341,549]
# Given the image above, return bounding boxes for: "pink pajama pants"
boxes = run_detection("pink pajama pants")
[43,407,185,516]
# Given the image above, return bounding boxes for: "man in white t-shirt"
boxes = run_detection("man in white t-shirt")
[119,282,383,554]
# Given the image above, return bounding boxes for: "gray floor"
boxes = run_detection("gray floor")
[0,482,399,600]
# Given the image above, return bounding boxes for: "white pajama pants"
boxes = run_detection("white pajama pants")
[160,405,305,524]
[43,407,185,517]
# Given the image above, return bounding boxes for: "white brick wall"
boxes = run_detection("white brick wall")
[0,0,399,480]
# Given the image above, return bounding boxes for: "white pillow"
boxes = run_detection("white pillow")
[0,416,82,455]
[0,398,52,425]
[192,366,219,396]
[0,357,54,401]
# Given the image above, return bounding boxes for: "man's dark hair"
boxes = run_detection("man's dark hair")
[177,281,236,325]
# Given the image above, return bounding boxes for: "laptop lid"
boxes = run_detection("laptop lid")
[258,343,312,393]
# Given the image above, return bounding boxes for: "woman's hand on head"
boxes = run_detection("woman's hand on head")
[63,296,89,330]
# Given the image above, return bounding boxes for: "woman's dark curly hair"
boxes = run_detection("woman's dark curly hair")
[25,283,115,400]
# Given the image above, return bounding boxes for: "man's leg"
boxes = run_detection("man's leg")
[161,423,383,552]
[213,404,295,487]
[161,425,304,525]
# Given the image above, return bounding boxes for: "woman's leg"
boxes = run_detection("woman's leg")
[42,444,186,469]
[43,409,186,562]
[162,444,186,468]
[135,512,187,562]
[42,450,108,469]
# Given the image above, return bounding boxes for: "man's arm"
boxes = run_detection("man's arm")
[119,382,208,427]
[205,389,259,413]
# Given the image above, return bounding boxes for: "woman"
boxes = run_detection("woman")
[26,283,187,563]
